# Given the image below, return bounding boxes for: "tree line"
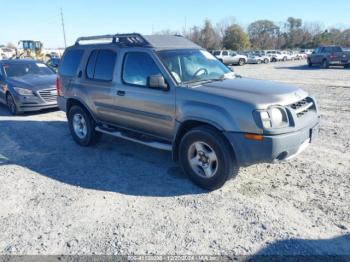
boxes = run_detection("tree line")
[158,17,350,51]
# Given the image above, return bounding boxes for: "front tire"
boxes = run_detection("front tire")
[6,93,19,115]
[68,105,100,146]
[264,58,269,64]
[179,126,238,190]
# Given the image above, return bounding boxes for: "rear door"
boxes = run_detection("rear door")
[222,50,230,64]
[74,49,118,123]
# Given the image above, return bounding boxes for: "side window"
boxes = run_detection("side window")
[85,49,116,81]
[60,49,84,77]
[222,51,228,56]
[333,46,342,52]
[123,52,161,87]
[86,50,98,79]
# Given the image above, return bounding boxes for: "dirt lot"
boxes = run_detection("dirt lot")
[0,60,349,256]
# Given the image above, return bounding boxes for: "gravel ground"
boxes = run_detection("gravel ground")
[0,60,349,256]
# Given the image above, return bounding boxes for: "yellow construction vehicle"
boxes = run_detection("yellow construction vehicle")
[15,40,51,62]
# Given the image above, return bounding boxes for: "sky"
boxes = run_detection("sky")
[2,0,350,48]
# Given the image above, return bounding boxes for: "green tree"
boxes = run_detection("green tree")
[223,24,250,50]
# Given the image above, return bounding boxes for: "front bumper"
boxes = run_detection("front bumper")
[224,121,320,167]
[13,92,58,112]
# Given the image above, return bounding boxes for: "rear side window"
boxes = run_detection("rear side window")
[333,46,342,52]
[85,49,116,81]
[60,49,84,77]
[123,52,161,87]
[86,50,98,79]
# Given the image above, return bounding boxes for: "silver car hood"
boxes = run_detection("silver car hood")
[195,77,308,109]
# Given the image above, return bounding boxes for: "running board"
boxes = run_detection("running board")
[95,126,172,151]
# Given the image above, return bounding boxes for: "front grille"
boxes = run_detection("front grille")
[289,98,314,117]
[38,88,57,103]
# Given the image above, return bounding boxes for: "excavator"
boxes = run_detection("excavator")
[14,40,51,62]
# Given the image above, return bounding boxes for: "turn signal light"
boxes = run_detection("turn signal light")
[244,133,264,141]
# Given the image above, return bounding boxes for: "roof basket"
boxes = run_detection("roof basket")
[75,33,152,47]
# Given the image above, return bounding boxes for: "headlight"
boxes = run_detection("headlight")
[254,106,289,129]
[13,87,33,96]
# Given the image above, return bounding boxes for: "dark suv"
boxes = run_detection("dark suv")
[57,34,319,190]
[307,45,350,68]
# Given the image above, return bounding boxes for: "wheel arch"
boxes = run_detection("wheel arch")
[172,119,237,162]
[66,98,97,122]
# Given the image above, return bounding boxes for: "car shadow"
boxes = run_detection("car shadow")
[0,108,205,197]
[248,234,350,260]
[0,104,59,116]
[275,65,346,71]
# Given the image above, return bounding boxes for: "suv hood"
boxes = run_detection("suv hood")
[196,77,308,108]
[6,75,56,91]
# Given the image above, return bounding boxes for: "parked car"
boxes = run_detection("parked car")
[212,50,247,66]
[307,46,350,68]
[252,51,270,63]
[57,33,320,190]
[0,47,16,59]
[246,53,266,64]
[46,57,61,72]
[266,50,285,62]
[0,59,57,115]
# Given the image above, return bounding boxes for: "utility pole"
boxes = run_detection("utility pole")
[60,8,67,48]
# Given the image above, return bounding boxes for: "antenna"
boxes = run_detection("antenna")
[60,8,67,48]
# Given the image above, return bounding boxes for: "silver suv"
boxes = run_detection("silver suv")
[212,50,247,66]
[57,33,320,190]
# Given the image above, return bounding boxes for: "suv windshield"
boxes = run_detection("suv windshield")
[158,50,232,85]
[3,62,54,77]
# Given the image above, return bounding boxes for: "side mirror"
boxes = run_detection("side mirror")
[312,51,315,54]
[147,75,169,91]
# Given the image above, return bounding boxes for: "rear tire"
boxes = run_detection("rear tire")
[6,93,19,115]
[238,59,245,66]
[68,105,100,146]
[322,59,329,69]
[307,58,312,67]
[264,58,269,64]
[179,126,238,190]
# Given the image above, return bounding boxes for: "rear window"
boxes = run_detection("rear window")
[333,46,342,52]
[85,49,116,81]
[60,49,84,77]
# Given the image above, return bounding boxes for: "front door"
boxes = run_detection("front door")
[113,51,176,140]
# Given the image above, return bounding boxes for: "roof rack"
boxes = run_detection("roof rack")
[75,33,152,47]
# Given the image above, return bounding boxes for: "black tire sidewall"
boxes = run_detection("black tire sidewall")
[179,127,235,190]
[322,60,329,68]
[6,93,18,115]
[68,106,95,146]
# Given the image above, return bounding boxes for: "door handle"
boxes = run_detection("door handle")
[117,90,125,96]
